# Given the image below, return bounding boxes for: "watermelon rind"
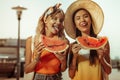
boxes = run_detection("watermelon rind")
[44,44,69,53]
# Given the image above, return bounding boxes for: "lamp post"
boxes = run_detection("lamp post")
[12,6,27,80]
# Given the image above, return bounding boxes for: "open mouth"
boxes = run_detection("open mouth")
[80,21,88,26]
[53,25,59,32]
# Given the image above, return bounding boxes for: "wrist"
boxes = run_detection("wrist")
[73,53,78,58]
[99,56,105,63]
[69,65,76,70]
[33,57,39,63]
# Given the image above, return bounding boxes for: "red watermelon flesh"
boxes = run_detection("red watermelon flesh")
[41,35,69,53]
[76,36,108,50]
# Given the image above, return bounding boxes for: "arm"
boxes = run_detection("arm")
[24,37,38,73]
[55,40,69,72]
[97,41,112,74]
[69,43,81,79]
[56,50,68,72]
[24,36,44,73]
[69,52,78,79]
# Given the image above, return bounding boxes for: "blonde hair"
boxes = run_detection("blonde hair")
[35,4,66,40]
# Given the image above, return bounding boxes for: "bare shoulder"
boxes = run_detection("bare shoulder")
[25,36,33,47]
[26,36,32,42]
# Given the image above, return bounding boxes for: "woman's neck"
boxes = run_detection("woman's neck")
[45,32,59,38]
[81,30,90,36]
[81,32,89,36]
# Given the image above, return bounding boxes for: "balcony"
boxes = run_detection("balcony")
[0,38,25,78]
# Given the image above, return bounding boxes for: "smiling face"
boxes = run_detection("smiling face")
[74,9,92,35]
[44,12,64,37]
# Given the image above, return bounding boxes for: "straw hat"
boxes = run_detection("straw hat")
[64,0,104,39]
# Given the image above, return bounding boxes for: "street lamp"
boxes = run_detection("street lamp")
[12,5,27,80]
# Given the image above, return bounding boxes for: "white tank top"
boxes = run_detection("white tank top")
[79,49,90,59]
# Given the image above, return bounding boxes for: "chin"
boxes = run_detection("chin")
[53,30,59,34]
[82,29,89,32]
[52,32,58,35]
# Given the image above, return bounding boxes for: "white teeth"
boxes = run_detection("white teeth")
[81,22,87,26]
[81,23,85,25]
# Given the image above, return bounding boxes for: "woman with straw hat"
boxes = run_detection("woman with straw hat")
[64,0,112,80]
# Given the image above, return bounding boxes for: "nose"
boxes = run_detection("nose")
[80,17,85,22]
[56,19,61,24]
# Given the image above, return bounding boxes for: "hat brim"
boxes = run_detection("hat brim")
[64,0,104,39]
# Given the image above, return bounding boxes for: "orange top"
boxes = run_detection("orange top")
[33,50,61,74]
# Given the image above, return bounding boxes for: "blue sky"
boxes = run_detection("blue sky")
[0,0,120,59]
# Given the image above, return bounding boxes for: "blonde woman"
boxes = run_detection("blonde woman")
[24,3,69,80]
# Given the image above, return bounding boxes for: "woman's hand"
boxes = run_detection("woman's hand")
[97,47,108,60]
[97,42,112,74]
[34,42,45,60]
[71,43,81,56]
[54,50,68,62]
[54,50,68,72]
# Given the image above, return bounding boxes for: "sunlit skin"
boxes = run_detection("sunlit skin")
[45,12,64,38]
[69,9,112,79]
[74,10,91,35]
[24,11,69,74]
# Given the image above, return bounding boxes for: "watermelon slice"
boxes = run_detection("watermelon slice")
[76,36,108,50]
[41,35,69,53]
